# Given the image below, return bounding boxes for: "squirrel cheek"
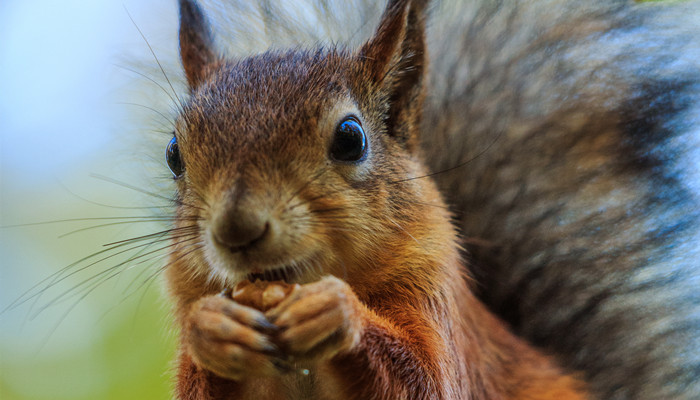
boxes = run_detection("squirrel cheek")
[334,157,373,183]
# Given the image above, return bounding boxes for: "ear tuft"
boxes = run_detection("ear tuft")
[358,0,429,149]
[359,0,410,82]
[179,0,216,89]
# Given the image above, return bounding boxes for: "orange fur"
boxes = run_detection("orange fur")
[166,0,590,398]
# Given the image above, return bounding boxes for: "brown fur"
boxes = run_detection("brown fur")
[164,0,588,398]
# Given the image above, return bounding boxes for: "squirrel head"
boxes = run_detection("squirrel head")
[168,0,453,291]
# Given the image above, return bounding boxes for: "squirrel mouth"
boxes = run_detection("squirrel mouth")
[247,264,298,283]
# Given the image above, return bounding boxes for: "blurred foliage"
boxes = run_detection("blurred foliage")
[1,0,178,398]
[0,174,177,400]
[1,289,175,400]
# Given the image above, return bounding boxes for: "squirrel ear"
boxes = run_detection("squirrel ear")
[358,0,427,149]
[178,0,216,89]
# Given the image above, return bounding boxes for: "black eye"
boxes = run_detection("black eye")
[166,136,184,178]
[330,116,367,162]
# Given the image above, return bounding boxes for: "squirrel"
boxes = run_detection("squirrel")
[166,0,589,398]
[160,0,700,399]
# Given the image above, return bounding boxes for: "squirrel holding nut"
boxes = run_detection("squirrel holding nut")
[162,0,700,399]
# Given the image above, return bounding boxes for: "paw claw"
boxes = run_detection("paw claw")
[186,294,286,380]
[266,276,362,362]
[254,316,281,333]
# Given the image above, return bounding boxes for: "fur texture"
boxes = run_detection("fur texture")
[162,0,700,399]
[423,2,700,399]
[166,0,589,398]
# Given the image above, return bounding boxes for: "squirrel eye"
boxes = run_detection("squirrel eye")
[330,116,367,163]
[166,136,184,178]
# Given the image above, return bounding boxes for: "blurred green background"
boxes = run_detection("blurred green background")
[1,0,184,398]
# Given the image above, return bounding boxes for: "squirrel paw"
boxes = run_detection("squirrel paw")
[266,276,363,363]
[185,295,288,380]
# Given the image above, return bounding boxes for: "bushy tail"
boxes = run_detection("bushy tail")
[421,1,700,399]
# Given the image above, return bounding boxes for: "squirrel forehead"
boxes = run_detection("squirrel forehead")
[183,49,356,129]
[175,49,366,171]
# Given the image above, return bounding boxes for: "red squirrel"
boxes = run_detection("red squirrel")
[166,0,588,398]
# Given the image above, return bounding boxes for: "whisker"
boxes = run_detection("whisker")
[33,235,201,316]
[404,200,460,213]
[123,240,205,301]
[114,237,205,309]
[90,173,202,211]
[6,227,198,314]
[36,238,184,351]
[102,225,199,247]
[114,64,181,110]
[56,179,174,211]
[33,239,166,320]
[58,218,199,239]
[121,256,161,296]
[3,216,184,229]
[117,102,175,127]
[3,234,158,313]
[35,240,175,311]
[124,6,185,111]
[389,128,505,184]
[92,256,165,327]
[284,167,330,208]
[141,241,206,287]
[187,185,211,209]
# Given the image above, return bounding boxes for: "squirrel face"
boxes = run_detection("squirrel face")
[168,0,452,290]
[170,50,441,287]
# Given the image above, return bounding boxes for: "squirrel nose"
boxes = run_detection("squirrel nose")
[212,208,270,253]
